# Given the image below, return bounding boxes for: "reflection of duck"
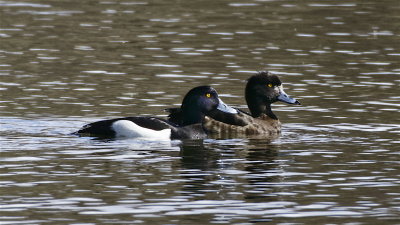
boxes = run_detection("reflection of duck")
[177,139,280,200]
[73,86,237,140]
[168,71,301,138]
[242,140,281,202]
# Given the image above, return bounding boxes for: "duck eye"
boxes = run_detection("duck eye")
[267,83,273,88]
[205,93,211,98]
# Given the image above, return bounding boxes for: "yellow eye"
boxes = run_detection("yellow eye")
[205,93,211,98]
[267,83,273,88]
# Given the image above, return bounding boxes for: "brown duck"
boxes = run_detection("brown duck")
[203,71,301,138]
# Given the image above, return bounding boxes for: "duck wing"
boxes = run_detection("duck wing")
[165,107,183,125]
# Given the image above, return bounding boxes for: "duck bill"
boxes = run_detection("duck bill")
[217,98,238,114]
[277,88,301,105]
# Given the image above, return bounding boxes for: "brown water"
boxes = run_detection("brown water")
[1,0,399,224]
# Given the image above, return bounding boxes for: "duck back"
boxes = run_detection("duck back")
[203,111,281,138]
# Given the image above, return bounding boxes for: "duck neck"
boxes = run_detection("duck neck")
[246,95,278,120]
[182,106,204,126]
[264,104,278,120]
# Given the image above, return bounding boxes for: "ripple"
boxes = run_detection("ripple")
[17,10,83,16]
[156,74,208,78]
[309,3,356,7]
[209,32,234,36]
[1,157,46,162]
[296,33,316,37]
[326,32,352,36]
[73,88,96,91]
[81,70,125,75]
[228,3,260,7]
[0,1,51,7]
[142,63,181,67]
[321,123,400,132]
[150,18,181,23]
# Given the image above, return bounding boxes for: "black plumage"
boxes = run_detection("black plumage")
[74,86,237,139]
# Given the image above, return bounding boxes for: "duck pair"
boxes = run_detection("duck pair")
[74,71,301,140]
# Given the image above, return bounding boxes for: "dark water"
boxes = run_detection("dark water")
[1,0,399,224]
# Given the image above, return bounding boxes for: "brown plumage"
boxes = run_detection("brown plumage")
[203,113,281,139]
[202,71,300,138]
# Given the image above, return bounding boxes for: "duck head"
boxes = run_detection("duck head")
[180,86,237,125]
[245,71,300,119]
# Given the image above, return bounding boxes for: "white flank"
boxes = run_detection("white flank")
[111,120,171,140]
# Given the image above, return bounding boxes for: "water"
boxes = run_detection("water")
[1,0,399,224]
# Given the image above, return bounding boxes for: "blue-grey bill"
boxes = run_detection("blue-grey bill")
[217,98,238,114]
[277,91,301,105]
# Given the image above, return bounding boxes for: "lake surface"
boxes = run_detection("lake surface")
[1,0,399,224]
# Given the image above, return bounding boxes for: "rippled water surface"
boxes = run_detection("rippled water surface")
[1,0,399,224]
